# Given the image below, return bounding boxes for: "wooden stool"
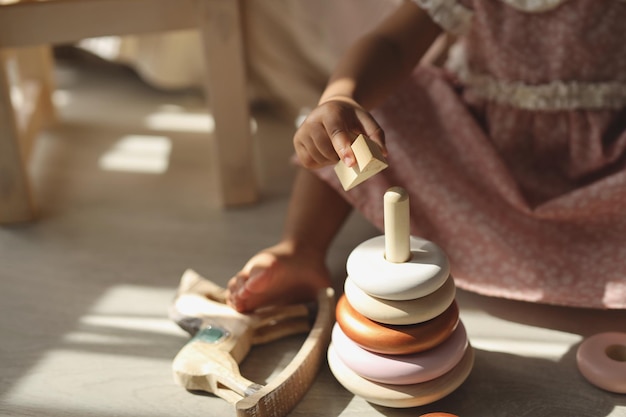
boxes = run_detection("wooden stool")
[0,0,256,223]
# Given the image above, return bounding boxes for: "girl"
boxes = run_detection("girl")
[227,0,626,312]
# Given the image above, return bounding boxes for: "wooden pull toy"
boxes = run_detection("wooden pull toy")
[328,187,473,408]
[334,134,388,191]
[170,269,335,417]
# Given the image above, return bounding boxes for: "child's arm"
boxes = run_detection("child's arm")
[294,1,442,170]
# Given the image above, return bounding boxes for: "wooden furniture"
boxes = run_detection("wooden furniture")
[0,0,257,224]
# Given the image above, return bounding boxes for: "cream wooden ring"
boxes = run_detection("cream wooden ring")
[331,321,468,385]
[327,343,474,408]
[344,275,456,325]
[577,332,626,394]
[346,236,449,300]
[336,295,459,355]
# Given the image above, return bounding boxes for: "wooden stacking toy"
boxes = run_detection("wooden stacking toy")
[328,187,474,408]
[170,269,335,417]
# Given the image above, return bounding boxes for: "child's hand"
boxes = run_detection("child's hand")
[293,98,386,170]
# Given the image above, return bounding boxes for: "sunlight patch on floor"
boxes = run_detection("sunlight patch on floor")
[98,134,172,174]
[470,337,581,359]
[77,315,183,338]
[144,106,216,134]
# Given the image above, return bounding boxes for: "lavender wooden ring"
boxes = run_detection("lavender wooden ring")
[327,342,474,408]
[346,236,449,301]
[332,321,468,385]
[336,295,459,355]
[577,332,626,394]
[344,275,456,325]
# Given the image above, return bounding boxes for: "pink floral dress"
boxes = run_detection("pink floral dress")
[315,0,626,309]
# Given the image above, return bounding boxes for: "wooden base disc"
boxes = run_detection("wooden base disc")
[327,343,474,408]
[344,275,456,325]
[336,294,459,355]
[346,236,449,300]
[332,321,468,385]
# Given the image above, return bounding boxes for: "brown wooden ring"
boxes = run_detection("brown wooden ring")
[335,295,459,355]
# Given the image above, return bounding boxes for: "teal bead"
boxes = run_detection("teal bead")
[192,326,227,344]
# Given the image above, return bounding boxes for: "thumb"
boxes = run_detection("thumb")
[329,129,357,168]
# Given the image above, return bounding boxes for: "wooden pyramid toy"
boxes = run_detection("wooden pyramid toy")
[327,187,474,408]
[334,134,388,190]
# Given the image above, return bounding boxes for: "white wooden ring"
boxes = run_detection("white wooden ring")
[331,321,468,385]
[346,236,449,300]
[577,332,626,394]
[344,274,456,325]
[327,342,474,408]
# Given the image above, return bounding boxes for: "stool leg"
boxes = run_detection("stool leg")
[197,0,258,206]
[0,50,36,223]
[16,46,57,128]
[11,46,57,160]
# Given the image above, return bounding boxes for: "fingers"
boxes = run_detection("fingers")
[326,124,357,168]
[294,123,341,168]
[294,100,385,169]
[357,114,387,158]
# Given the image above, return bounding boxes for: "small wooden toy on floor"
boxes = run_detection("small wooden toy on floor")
[170,269,334,417]
[577,332,626,394]
[334,134,388,191]
[327,187,474,408]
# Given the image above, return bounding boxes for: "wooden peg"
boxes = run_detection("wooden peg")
[334,134,388,191]
[384,187,410,263]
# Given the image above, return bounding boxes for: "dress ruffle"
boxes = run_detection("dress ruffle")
[413,0,473,34]
[447,43,626,110]
[415,0,626,17]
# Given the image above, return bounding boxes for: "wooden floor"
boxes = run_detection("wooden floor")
[1,57,625,417]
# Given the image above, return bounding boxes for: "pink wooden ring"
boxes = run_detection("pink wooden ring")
[327,342,474,408]
[576,332,626,394]
[332,321,468,385]
[336,295,459,355]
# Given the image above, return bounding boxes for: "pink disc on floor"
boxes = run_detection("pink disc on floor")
[577,332,626,394]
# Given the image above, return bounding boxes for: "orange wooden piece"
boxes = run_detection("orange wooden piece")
[335,295,459,355]
[419,413,459,417]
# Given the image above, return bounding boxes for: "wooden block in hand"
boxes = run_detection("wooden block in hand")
[334,134,388,191]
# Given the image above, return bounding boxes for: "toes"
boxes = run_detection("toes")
[226,274,242,296]
[226,267,273,313]
[226,273,248,311]
[244,267,273,293]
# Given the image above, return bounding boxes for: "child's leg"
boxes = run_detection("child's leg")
[227,167,352,312]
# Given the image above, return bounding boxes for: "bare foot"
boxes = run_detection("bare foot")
[227,242,331,313]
